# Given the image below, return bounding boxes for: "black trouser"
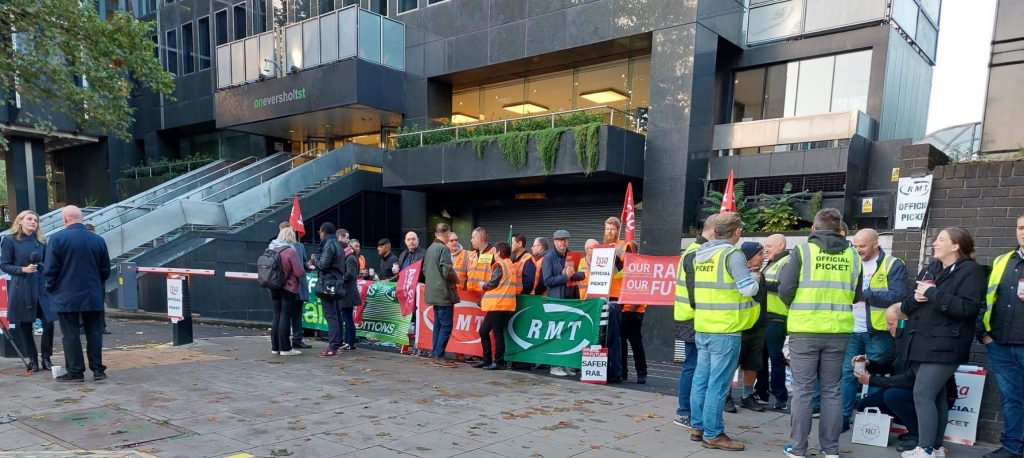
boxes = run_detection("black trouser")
[58,311,105,377]
[480,311,513,365]
[913,362,958,449]
[291,307,305,346]
[621,311,647,377]
[270,290,300,352]
[14,320,53,362]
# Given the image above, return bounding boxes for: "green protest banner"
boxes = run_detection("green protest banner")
[356,281,412,345]
[302,273,328,331]
[503,295,604,369]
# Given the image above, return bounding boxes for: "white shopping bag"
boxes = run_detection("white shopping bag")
[851,407,892,447]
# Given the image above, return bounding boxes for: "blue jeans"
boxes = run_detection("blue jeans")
[691,333,741,440]
[341,307,356,346]
[677,340,698,417]
[432,305,454,359]
[841,331,893,419]
[321,299,342,351]
[988,341,1024,454]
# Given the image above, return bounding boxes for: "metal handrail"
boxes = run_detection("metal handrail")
[126,158,216,179]
[390,105,641,148]
[83,157,258,234]
[205,149,324,202]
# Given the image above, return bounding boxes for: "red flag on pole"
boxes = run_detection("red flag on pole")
[621,182,636,242]
[720,169,736,213]
[289,195,305,237]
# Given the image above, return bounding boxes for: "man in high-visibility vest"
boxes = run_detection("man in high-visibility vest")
[448,232,470,290]
[681,211,758,451]
[778,208,862,458]
[753,233,792,411]
[531,237,549,296]
[467,227,496,293]
[840,228,909,431]
[603,216,637,384]
[979,214,1024,458]
[673,214,717,428]
[510,233,536,295]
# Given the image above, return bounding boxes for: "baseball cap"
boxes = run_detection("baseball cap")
[553,229,571,240]
[740,241,764,261]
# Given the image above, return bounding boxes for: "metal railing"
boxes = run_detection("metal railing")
[38,159,230,235]
[125,159,216,179]
[390,106,642,149]
[84,158,259,236]
[204,150,322,203]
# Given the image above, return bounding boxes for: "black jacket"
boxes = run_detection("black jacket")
[543,248,585,299]
[0,235,55,323]
[865,327,958,408]
[396,247,426,282]
[43,224,110,313]
[339,247,360,308]
[377,251,399,280]
[314,235,346,279]
[978,250,1024,345]
[901,258,985,364]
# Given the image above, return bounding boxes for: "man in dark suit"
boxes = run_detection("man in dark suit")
[43,206,110,382]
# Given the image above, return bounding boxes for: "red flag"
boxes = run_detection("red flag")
[395,259,422,317]
[289,195,305,237]
[352,280,372,325]
[620,182,636,242]
[720,169,736,213]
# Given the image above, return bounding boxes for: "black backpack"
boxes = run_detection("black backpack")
[257,247,288,289]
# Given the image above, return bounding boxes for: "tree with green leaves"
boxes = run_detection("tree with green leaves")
[758,182,806,232]
[0,0,174,147]
[702,181,760,230]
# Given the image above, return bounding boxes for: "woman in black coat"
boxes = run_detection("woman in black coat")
[0,210,56,373]
[901,227,985,458]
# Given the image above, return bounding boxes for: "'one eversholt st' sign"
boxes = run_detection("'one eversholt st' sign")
[252,88,307,109]
[894,174,933,230]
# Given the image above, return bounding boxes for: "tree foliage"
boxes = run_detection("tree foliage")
[0,0,174,146]
[702,182,760,230]
[758,182,806,232]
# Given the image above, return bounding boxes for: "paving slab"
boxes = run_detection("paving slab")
[241,435,357,458]
[139,432,250,458]
[20,407,182,451]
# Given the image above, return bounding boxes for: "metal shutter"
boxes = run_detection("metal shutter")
[475,203,641,251]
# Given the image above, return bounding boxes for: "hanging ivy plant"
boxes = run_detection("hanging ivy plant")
[573,123,601,175]
[470,137,491,159]
[534,128,566,174]
[499,132,529,169]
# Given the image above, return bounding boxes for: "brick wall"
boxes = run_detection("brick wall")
[889,144,1024,444]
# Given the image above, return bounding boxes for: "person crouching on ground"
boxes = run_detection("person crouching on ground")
[475,242,517,370]
[265,227,305,356]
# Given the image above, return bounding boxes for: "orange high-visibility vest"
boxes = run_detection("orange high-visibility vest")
[481,258,520,312]
[452,248,470,290]
[513,252,534,294]
[609,240,636,299]
[622,304,647,313]
[578,258,591,299]
[467,245,496,292]
[358,255,366,271]
[532,254,545,295]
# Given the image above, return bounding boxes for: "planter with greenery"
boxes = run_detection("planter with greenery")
[394,112,605,174]
[115,153,216,200]
[702,181,817,233]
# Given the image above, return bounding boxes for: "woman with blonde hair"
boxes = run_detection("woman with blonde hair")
[262,226,305,356]
[0,210,55,373]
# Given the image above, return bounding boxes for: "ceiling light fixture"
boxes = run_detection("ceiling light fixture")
[502,102,549,114]
[450,113,479,124]
[580,88,628,104]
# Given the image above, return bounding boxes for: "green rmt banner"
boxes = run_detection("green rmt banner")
[504,296,605,369]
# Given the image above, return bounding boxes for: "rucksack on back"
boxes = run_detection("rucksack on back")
[257,247,288,289]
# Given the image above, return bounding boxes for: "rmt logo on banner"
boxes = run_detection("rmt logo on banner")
[508,303,596,354]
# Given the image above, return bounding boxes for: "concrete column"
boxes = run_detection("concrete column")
[4,136,49,213]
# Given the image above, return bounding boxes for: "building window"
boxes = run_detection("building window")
[427,0,446,4]
[319,0,335,15]
[151,34,158,60]
[233,3,247,40]
[450,55,651,124]
[339,0,357,7]
[215,9,229,45]
[165,29,178,75]
[398,0,416,14]
[182,22,195,74]
[198,16,211,69]
[293,0,311,22]
[253,0,267,33]
[728,50,872,123]
[365,0,385,15]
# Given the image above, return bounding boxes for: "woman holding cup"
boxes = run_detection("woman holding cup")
[0,210,56,373]
[898,227,985,458]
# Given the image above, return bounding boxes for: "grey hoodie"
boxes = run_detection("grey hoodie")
[777,231,863,333]
[694,240,759,298]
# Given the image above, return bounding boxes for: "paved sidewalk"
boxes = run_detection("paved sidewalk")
[0,335,998,458]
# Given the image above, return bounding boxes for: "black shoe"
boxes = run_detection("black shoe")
[483,363,506,370]
[103,329,111,335]
[984,447,1024,458]
[636,374,647,384]
[93,372,107,381]
[771,400,789,412]
[472,361,489,368]
[740,395,765,412]
[755,392,771,404]
[607,377,623,384]
[341,344,356,351]
[40,358,52,371]
[293,342,313,349]
[56,374,85,383]
[28,360,39,373]
[623,372,629,381]
[724,395,738,413]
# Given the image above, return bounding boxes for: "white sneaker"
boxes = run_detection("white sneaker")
[550,367,569,377]
[270,350,279,355]
[279,349,302,356]
[933,447,946,458]
[825,454,840,458]
[901,447,934,458]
